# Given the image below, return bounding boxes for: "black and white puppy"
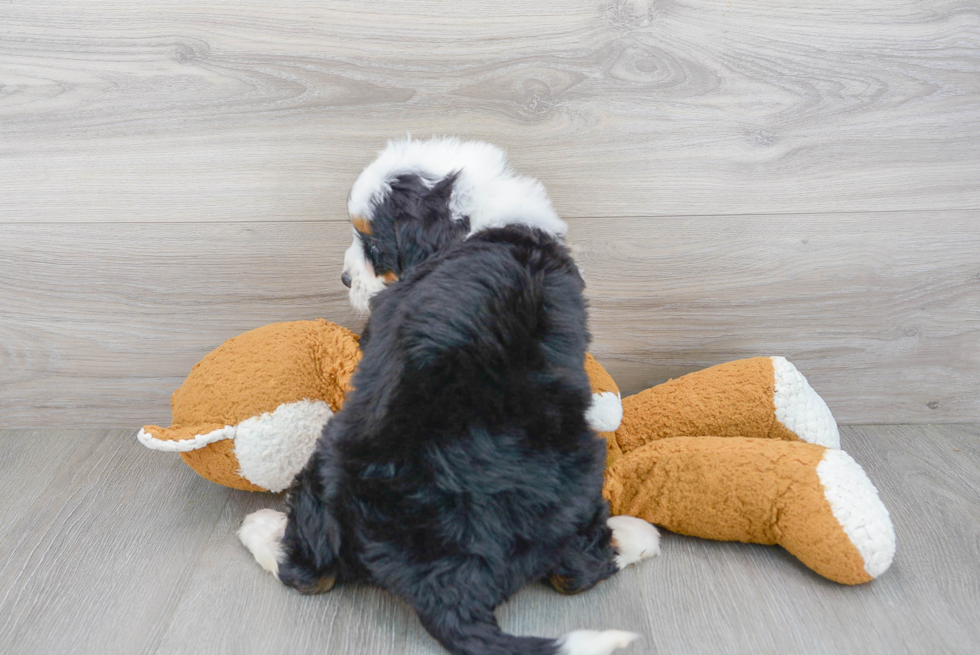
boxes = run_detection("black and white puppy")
[240,138,659,655]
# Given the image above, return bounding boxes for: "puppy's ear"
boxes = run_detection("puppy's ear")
[423,170,457,210]
[278,454,341,594]
[396,172,470,271]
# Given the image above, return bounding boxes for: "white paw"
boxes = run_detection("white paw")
[608,515,660,570]
[558,629,640,655]
[239,509,287,578]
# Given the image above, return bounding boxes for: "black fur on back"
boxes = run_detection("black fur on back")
[278,225,619,655]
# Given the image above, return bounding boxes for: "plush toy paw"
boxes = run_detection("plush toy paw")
[771,356,839,448]
[557,629,640,655]
[608,515,661,569]
[239,509,287,578]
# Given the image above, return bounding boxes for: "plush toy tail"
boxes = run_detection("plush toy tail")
[138,423,266,492]
[604,436,895,584]
[138,398,336,493]
[613,356,839,454]
[137,424,232,452]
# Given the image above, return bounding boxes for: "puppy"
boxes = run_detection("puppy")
[240,138,659,655]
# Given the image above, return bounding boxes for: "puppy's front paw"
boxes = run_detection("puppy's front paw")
[608,515,660,570]
[558,629,640,655]
[239,509,287,578]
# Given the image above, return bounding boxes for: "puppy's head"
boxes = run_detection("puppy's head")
[341,136,567,312]
[343,172,467,312]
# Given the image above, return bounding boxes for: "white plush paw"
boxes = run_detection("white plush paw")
[558,629,640,655]
[816,449,896,578]
[239,508,287,578]
[586,391,623,433]
[771,356,840,448]
[608,515,660,570]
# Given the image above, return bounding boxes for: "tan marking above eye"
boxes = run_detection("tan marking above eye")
[382,271,399,283]
[351,215,372,235]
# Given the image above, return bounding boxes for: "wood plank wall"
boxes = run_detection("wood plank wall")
[1,0,978,427]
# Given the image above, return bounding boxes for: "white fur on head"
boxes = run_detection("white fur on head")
[343,228,388,313]
[348,136,565,235]
[343,136,567,311]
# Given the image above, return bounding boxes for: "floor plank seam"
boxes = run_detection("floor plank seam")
[3,205,979,226]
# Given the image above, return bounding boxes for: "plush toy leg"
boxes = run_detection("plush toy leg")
[614,357,839,455]
[603,437,895,585]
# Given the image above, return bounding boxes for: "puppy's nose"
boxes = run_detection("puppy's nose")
[341,272,352,288]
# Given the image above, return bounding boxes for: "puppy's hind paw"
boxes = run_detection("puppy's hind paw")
[557,630,640,655]
[239,509,287,578]
[608,515,660,570]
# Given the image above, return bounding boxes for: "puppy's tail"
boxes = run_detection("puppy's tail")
[420,607,639,655]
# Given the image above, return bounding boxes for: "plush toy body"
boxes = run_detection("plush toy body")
[138,320,361,491]
[139,322,894,584]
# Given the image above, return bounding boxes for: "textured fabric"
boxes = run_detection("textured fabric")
[584,353,619,396]
[141,320,361,491]
[614,357,799,455]
[180,440,265,492]
[168,319,360,426]
[604,436,873,585]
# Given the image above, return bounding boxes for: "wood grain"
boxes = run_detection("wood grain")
[0,430,85,541]
[0,220,358,429]
[574,211,980,423]
[1,0,978,222]
[0,430,233,654]
[1,211,977,427]
[1,425,977,654]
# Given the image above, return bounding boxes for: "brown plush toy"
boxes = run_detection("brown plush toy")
[594,357,895,585]
[138,320,361,492]
[139,324,894,584]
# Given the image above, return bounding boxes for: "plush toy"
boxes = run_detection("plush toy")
[592,357,894,585]
[138,320,361,492]
[138,322,894,584]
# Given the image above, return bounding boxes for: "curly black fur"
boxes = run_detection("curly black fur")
[356,172,471,280]
[279,185,620,654]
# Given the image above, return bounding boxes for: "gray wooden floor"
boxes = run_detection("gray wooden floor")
[1,424,977,654]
